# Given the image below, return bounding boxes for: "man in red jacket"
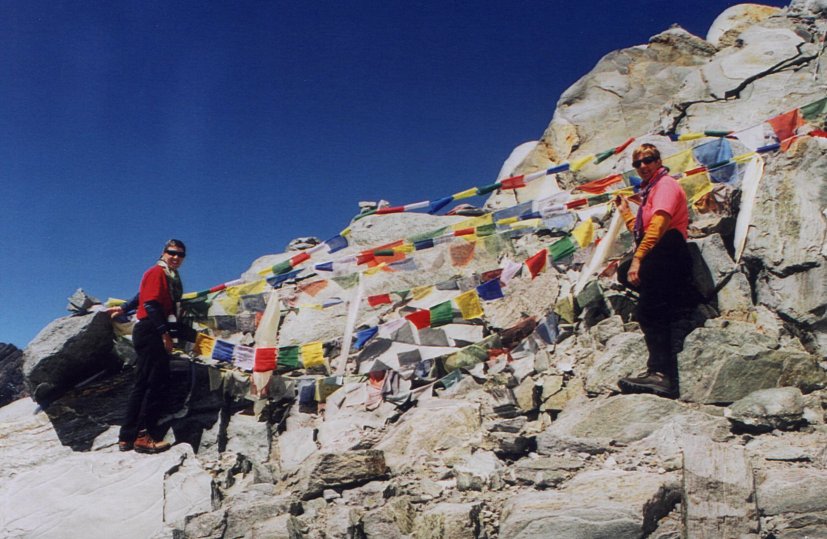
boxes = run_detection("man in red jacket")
[110,239,186,453]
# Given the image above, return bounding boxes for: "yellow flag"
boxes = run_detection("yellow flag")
[193,333,216,358]
[510,218,543,231]
[455,289,484,320]
[679,171,714,204]
[412,285,433,300]
[570,153,595,172]
[678,132,704,141]
[732,151,756,164]
[452,187,478,200]
[218,280,268,315]
[572,219,595,248]
[661,149,697,176]
[393,243,414,253]
[496,216,519,226]
[301,342,325,368]
[364,262,387,276]
[452,213,493,230]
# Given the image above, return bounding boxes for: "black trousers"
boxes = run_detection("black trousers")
[119,319,170,441]
[618,229,700,378]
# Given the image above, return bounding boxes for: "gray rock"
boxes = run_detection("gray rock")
[499,470,680,539]
[454,450,503,491]
[725,387,808,432]
[584,332,647,395]
[679,321,827,404]
[535,430,611,456]
[588,315,626,347]
[506,455,585,489]
[755,465,827,538]
[286,450,389,500]
[412,502,482,539]
[0,343,26,407]
[221,487,296,538]
[224,412,273,482]
[23,311,118,403]
[544,394,685,445]
[278,426,318,475]
[361,497,415,538]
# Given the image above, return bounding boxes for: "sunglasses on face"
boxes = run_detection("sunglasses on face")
[165,250,186,258]
[632,156,658,168]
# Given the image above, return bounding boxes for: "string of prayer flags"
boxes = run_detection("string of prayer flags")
[525,249,548,279]
[277,346,300,371]
[549,235,578,262]
[193,333,216,358]
[477,278,505,301]
[571,219,595,248]
[300,342,326,368]
[232,344,255,372]
[212,340,235,363]
[569,153,595,171]
[455,289,484,320]
[575,174,625,194]
[429,301,454,327]
[324,234,349,253]
[253,347,277,372]
[405,309,431,329]
[428,196,453,214]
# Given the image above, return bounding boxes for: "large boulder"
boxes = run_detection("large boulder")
[22,311,117,404]
[724,386,808,433]
[498,470,680,538]
[679,320,827,404]
[755,465,827,538]
[282,450,389,500]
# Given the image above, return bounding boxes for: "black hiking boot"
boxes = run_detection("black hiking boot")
[618,371,677,399]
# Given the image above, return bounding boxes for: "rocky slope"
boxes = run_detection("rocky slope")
[2,2,827,538]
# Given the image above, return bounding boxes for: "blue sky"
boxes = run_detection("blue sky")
[0,0,788,347]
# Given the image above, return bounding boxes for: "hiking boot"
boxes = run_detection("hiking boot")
[618,371,676,398]
[118,439,134,452]
[134,433,171,454]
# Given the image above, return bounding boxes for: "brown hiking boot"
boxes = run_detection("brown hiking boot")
[618,371,677,398]
[118,439,134,452]
[134,433,171,454]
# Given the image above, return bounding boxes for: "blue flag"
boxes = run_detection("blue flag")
[353,326,379,350]
[325,234,349,253]
[477,278,504,301]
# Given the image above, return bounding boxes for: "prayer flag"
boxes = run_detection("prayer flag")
[455,289,483,320]
[500,258,522,284]
[406,310,431,329]
[412,285,433,300]
[376,205,404,214]
[232,344,255,372]
[569,153,594,171]
[549,236,577,261]
[315,262,334,272]
[801,97,827,121]
[575,174,624,195]
[267,269,301,287]
[388,258,418,271]
[290,252,310,266]
[661,149,698,176]
[325,234,349,253]
[453,187,478,200]
[277,346,300,371]
[404,201,430,211]
[546,163,570,174]
[368,294,392,307]
[593,148,615,164]
[614,137,635,154]
[449,242,476,267]
[693,138,735,183]
[525,249,548,279]
[414,238,435,250]
[253,347,277,372]
[572,219,595,248]
[429,301,453,327]
[322,297,344,308]
[193,333,216,358]
[500,175,525,190]
[678,132,705,141]
[301,342,325,368]
[428,197,453,214]
[299,280,328,297]
[477,278,504,301]
[211,340,235,363]
[332,273,359,289]
[679,171,714,204]
[768,109,805,151]
[354,326,379,350]
[476,182,500,196]
[476,223,495,236]
[271,260,292,275]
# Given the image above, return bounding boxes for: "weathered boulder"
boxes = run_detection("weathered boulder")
[0,443,213,539]
[454,450,504,491]
[284,450,389,500]
[679,320,827,404]
[755,464,827,538]
[505,454,585,489]
[22,311,117,404]
[725,386,808,432]
[584,332,647,395]
[498,470,680,538]
[375,399,482,473]
[412,501,483,539]
[707,4,783,47]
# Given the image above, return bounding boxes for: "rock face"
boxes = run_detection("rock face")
[22,311,118,403]
[3,2,827,538]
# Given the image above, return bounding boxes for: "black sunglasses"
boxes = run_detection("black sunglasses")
[632,156,658,168]
[165,250,186,257]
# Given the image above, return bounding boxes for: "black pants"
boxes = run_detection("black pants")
[618,229,700,379]
[119,319,170,442]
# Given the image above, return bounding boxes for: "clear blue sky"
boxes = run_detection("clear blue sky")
[0,0,787,347]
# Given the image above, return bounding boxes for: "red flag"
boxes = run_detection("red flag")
[368,294,392,307]
[614,137,635,154]
[405,309,431,329]
[575,174,623,194]
[290,252,310,266]
[376,205,405,214]
[768,109,804,151]
[565,198,588,209]
[254,347,277,372]
[525,249,547,279]
[453,228,475,236]
[500,175,526,190]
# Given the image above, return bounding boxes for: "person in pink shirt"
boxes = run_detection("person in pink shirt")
[615,144,701,398]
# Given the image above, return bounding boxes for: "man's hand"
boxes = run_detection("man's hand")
[106,307,124,319]
[628,257,642,286]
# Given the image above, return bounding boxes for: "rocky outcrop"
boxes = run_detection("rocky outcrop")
[0,343,26,407]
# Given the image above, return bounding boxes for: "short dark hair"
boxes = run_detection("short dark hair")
[164,239,186,254]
